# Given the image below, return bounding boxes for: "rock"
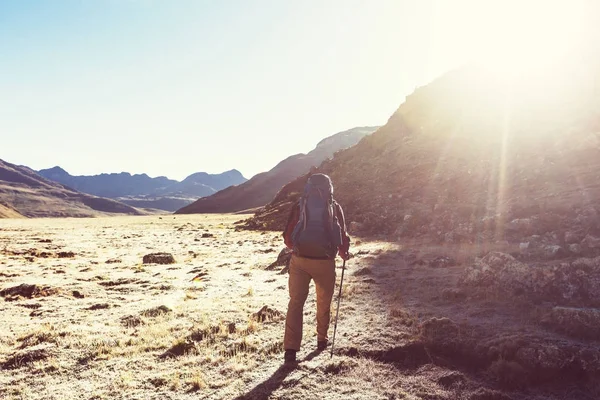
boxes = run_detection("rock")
[105,258,122,264]
[142,253,175,265]
[257,248,276,254]
[201,233,215,238]
[57,251,75,258]
[87,303,110,310]
[569,244,582,255]
[468,388,513,400]
[121,315,144,327]
[227,322,236,334]
[72,290,85,299]
[571,256,600,269]
[266,247,292,271]
[252,305,283,322]
[513,344,571,380]
[543,245,566,259]
[429,256,456,268]
[462,252,600,307]
[564,231,580,245]
[0,284,60,300]
[519,242,530,250]
[540,306,600,340]
[160,340,196,359]
[140,305,172,317]
[443,232,455,243]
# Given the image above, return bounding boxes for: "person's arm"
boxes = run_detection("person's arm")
[334,202,350,260]
[283,202,300,249]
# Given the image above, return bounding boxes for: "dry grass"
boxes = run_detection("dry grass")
[0,215,595,400]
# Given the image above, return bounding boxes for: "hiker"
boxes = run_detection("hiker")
[282,173,350,363]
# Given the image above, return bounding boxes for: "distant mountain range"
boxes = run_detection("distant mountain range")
[1,126,376,218]
[37,167,247,212]
[0,159,149,218]
[176,126,379,214]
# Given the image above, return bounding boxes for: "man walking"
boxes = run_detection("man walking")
[282,173,350,363]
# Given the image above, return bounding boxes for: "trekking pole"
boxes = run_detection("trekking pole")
[330,259,346,359]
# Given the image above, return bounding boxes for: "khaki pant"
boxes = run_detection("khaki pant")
[284,254,336,351]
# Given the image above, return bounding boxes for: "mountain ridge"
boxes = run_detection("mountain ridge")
[37,167,248,211]
[242,63,600,248]
[175,126,379,214]
[0,159,150,218]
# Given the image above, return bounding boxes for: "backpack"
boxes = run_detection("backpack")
[291,174,343,258]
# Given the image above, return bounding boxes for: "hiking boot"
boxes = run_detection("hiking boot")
[284,349,297,363]
[317,340,328,351]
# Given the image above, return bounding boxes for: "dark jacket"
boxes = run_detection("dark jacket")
[282,199,350,258]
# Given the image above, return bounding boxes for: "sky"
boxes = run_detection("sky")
[1,0,597,180]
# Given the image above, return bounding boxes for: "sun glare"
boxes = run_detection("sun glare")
[437,0,592,81]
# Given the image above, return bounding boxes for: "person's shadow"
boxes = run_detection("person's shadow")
[233,349,324,400]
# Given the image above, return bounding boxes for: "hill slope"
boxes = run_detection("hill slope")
[0,203,23,218]
[244,64,600,249]
[176,126,378,214]
[37,168,247,212]
[0,159,147,218]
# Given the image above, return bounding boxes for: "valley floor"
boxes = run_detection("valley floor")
[0,215,598,400]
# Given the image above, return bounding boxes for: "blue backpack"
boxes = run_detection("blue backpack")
[291,174,343,259]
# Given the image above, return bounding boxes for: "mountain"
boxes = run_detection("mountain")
[37,168,248,212]
[0,203,22,218]
[175,126,379,214]
[37,167,177,198]
[242,62,600,247]
[152,170,246,197]
[0,159,148,218]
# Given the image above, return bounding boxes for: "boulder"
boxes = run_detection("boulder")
[462,252,600,307]
[252,305,283,322]
[0,284,60,300]
[265,247,292,272]
[540,306,600,340]
[142,253,175,264]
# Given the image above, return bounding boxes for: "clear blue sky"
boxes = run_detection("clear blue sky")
[1,0,595,180]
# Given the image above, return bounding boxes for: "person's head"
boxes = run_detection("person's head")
[306,173,333,195]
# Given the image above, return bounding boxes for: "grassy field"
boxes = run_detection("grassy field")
[0,215,597,400]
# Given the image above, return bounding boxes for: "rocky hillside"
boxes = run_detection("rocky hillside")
[175,126,378,214]
[243,63,600,256]
[0,159,148,218]
[0,204,22,218]
[38,167,247,212]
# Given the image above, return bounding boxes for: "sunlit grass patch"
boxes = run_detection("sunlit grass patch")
[17,323,69,348]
